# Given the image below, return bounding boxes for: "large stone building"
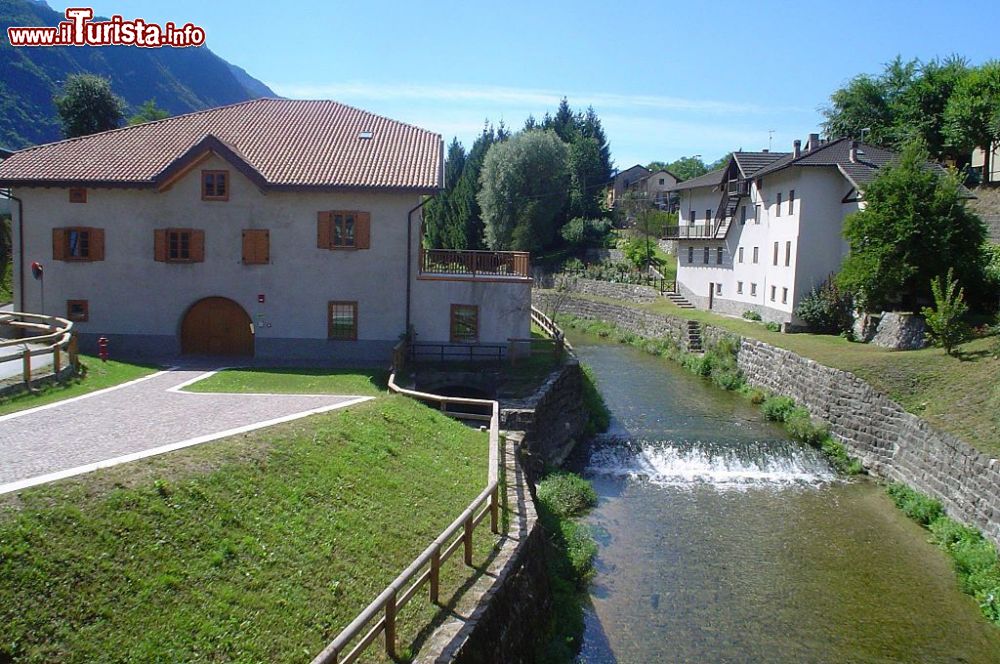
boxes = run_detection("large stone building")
[0,99,531,359]
[669,135,909,325]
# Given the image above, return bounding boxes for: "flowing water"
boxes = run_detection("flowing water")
[568,331,1000,663]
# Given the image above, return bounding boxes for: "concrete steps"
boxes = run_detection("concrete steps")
[664,292,696,309]
[686,320,703,353]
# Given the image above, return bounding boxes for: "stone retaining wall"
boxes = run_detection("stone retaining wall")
[416,435,550,663]
[500,359,588,471]
[538,290,1000,547]
[533,291,698,352]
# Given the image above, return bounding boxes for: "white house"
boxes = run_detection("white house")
[0,99,531,359]
[668,135,905,325]
[606,164,679,210]
[972,143,999,184]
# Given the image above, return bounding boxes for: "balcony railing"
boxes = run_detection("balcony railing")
[663,225,714,239]
[419,249,531,279]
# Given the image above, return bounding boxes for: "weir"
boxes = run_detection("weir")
[569,329,1000,662]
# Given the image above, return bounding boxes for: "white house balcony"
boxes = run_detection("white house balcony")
[418,248,532,281]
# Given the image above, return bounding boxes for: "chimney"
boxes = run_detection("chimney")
[808,133,820,151]
[793,139,801,158]
[849,140,858,164]
[762,148,769,153]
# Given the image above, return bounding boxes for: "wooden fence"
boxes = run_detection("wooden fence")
[0,311,76,384]
[310,374,502,664]
[311,311,570,662]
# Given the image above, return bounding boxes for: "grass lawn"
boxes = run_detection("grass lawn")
[0,355,159,417]
[553,290,1000,457]
[186,367,388,397]
[0,394,494,663]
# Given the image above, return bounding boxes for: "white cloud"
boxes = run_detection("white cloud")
[269,81,808,115]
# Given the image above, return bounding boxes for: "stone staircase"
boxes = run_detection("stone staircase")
[664,291,696,309]
[686,321,704,353]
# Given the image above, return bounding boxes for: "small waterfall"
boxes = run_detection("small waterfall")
[586,437,837,490]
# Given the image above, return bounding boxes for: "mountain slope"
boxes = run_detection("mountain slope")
[0,0,277,148]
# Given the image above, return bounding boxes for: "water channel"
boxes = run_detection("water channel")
[566,330,1000,663]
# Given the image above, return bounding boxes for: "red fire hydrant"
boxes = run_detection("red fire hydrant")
[97,336,109,362]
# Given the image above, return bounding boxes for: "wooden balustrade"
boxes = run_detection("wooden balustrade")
[420,248,531,279]
[0,312,76,385]
[310,373,502,664]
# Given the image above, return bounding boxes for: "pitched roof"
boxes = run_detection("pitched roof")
[732,151,789,178]
[667,167,726,191]
[751,138,900,186]
[0,99,443,191]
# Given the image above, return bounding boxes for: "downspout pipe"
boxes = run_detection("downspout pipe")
[0,190,23,312]
[406,196,433,336]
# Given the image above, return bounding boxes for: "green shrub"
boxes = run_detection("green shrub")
[761,396,796,422]
[742,310,762,321]
[560,519,598,585]
[563,257,585,273]
[886,483,944,525]
[580,364,611,437]
[764,321,781,332]
[747,388,767,405]
[560,217,613,248]
[921,268,971,356]
[819,437,863,474]
[784,407,829,446]
[537,472,598,518]
[794,276,854,334]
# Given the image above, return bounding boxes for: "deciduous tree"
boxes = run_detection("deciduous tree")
[478,130,569,251]
[837,142,987,311]
[54,74,126,138]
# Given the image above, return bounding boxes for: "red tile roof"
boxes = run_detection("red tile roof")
[0,99,443,191]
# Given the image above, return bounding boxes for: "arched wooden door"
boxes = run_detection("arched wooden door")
[181,297,254,356]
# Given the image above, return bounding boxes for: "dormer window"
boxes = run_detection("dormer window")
[201,170,229,201]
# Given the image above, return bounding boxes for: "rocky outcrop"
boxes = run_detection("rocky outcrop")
[870,312,927,350]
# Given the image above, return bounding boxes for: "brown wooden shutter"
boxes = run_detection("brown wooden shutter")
[355,211,371,249]
[242,229,269,264]
[52,228,67,260]
[242,230,254,264]
[258,230,270,263]
[154,229,167,262]
[317,211,332,249]
[190,230,205,262]
[90,228,105,261]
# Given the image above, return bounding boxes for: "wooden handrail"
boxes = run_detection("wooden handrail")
[311,371,502,664]
[0,312,77,385]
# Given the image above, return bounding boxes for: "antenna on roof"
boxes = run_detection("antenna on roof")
[768,129,775,151]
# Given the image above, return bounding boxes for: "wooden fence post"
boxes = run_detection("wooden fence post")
[53,345,61,374]
[68,335,79,370]
[385,589,397,659]
[464,515,474,566]
[429,546,441,603]
[22,351,31,385]
[490,485,500,534]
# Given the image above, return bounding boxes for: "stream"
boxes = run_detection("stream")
[567,330,1000,663]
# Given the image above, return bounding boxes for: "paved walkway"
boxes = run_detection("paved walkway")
[0,368,372,494]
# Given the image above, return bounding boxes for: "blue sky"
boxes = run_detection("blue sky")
[93,0,1000,170]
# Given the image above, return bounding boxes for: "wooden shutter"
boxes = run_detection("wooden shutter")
[242,229,269,264]
[190,230,205,262]
[90,228,105,261]
[317,211,332,249]
[154,229,167,262]
[52,228,67,260]
[355,212,371,249]
[258,230,270,263]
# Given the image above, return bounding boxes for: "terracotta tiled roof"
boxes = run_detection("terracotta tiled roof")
[668,167,726,191]
[0,99,443,191]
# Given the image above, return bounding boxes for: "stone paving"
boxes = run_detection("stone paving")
[0,367,371,492]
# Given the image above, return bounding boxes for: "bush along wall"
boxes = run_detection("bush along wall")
[887,483,1000,625]
[534,471,598,663]
[556,314,863,475]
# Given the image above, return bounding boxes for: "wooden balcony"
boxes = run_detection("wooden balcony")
[419,248,531,281]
